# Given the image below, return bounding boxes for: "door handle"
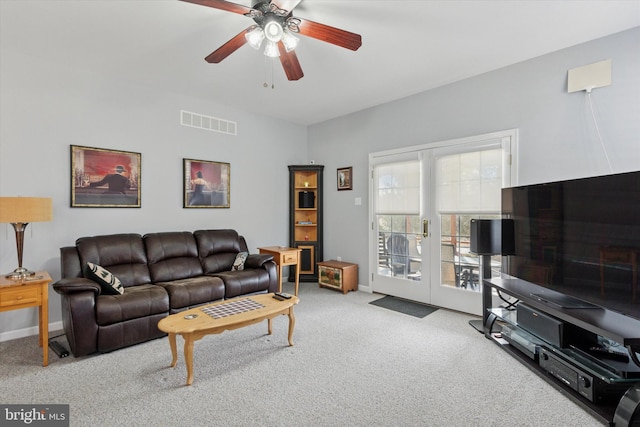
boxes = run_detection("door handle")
[423,219,429,237]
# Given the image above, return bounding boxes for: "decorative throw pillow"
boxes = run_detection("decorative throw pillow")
[231,252,248,271]
[85,262,124,295]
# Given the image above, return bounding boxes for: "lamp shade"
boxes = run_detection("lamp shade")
[0,197,53,223]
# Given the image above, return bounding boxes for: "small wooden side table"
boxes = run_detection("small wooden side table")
[258,246,302,296]
[0,271,51,366]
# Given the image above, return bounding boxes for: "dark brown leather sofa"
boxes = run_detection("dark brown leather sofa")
[53,229,277,357]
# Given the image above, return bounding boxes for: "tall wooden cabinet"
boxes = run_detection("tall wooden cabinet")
[288,165,324,282]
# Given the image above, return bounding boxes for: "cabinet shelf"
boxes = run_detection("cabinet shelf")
[289,165,323,282]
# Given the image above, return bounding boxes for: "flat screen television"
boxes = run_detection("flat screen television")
[502,170,640,322]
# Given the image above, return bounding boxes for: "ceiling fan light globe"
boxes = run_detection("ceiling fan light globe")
[245,27,265,50]
[264,20,283,43]
[264,40,280,58]
[282,30,299,52]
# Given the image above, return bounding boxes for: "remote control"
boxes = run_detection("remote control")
[272,294,285,301]
[274,292,292,299]
[588,346,630,363]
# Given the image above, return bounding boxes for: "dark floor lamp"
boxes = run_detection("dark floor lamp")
[468,219,514,334]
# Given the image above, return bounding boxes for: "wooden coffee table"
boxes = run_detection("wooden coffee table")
[157,293,299,385]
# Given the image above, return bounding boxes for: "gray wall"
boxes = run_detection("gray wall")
[0,49,308,338]
[2,25,638,340]
[308,27,640,286]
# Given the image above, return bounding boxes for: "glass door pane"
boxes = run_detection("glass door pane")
[371,155,430,303]
[377,214,422,280]
[429,141,510,314]
[440,213,501,291]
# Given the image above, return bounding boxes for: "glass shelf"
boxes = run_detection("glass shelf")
[488,306,639,384]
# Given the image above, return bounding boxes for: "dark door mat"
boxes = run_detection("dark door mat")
[369,296,438,318]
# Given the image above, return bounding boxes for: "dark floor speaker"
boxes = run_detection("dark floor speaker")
[470,219,515,255]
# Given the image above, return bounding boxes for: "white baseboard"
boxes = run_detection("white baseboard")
[358,284,373,293]
[0,321,63,343]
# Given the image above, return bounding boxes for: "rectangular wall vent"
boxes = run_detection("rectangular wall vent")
[180,110,237,135]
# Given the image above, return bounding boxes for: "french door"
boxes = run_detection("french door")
[370,131,516,315]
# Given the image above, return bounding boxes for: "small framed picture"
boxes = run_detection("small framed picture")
[71,145,141,207]
[183,158,230,208]
[337,166,353,191]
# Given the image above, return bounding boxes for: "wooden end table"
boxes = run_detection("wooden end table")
[157,293,299,386]
[258,246,302,296]
[0,271,51,366]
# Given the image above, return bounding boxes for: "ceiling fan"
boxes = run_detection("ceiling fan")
[181,0,362,81]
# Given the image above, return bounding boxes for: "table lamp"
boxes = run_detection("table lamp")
[0,197,53,279]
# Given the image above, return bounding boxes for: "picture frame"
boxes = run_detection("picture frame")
[183,158,230,208]
[71,145,141,208]
[337,166,353,191]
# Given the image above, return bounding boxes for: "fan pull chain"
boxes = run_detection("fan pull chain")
[263,57,275,89]
[263,55,268,88]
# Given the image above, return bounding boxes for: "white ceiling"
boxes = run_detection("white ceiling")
[2,0,639,125]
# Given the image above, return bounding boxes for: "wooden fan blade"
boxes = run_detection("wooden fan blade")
[180,0,253,15]
[278,42,304,81]
[295,18,362,51]
[205,26,254,63]
[271,0,302,13]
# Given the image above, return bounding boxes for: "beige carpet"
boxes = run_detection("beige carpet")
[0,283,603,426]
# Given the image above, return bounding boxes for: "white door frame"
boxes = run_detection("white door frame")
[368,129,519,313]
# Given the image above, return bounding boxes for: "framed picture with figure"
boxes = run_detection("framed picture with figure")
[71,145,141,208]
[337,166,352,191]
[183,158,230,208]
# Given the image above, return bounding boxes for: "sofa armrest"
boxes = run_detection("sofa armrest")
[53,277,101,296]
[245,254,274,269]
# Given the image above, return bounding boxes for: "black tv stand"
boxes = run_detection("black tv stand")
[483,275,640,426]
[529,292,601,309]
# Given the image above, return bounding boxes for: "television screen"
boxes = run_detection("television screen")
[502,170,640,321]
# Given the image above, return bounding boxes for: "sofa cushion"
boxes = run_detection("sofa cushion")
[156,276,225,311]
[232,252,248,271]
[95,284,169,326]
[76,234,151,287]
[214,269,272,299]
[97,313,168,354]
[194,229,244,274]
[84,262,124,295]
[144,232,203,282]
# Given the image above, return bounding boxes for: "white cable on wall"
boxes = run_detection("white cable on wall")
[586,90,613,173]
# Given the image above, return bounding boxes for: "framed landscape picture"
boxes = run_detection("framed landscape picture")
[71,145,141,207]
[337,166,352,191]
[183,158,230,208]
